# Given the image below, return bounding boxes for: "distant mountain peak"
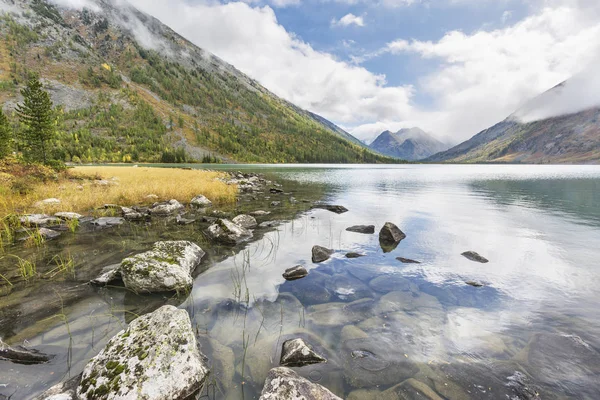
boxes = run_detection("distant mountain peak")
[369,127,449,161]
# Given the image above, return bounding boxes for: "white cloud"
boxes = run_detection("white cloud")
[349,2,600,141]
[331,13,365,27]
[126,0,413,128]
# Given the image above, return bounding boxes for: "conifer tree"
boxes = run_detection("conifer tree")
[0,109,12,159]
[16,76,55,164]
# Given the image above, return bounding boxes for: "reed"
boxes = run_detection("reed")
[0,166,237,218]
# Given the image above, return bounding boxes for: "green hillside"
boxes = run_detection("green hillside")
[0,0,399,164]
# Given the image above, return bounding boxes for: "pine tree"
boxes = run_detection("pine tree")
[0,109,12,159]
[16,76,55,164]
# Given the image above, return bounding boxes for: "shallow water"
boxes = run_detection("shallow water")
[2,164,600,399]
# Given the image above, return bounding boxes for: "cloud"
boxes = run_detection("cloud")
[124,0,413,128]
[331,13,365,27]
[349,2,600,141]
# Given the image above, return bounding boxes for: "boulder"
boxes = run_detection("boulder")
[206,219,253,245]
[251,210,271,216]
[462,251,489,263]
[312,205,348,214]
[92,217,125,227]
[54,212,83,221]
[270,188,284,194]
[121,207,146,221]
[76,306,209,400]
[0,338,52,365]
[190,195,212,208]
[259,220,281,228]
[312,245,334,263]
[149,199,185,215]
[259,367,341,400]
[90,264,121,286]
[283,265,308,281]
[396,257,420,264]
[176,215,195,225]
[280,338,327,367]
[38,227,61,240]
[346,225,375,234]
[19,214,60,227]
[379,222,406,253]
[232,214,257,229]
[120,241,205,293]
[35,198,60,207]
[270,201,281,207]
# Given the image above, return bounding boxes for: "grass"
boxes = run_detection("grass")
[0,165,237,218]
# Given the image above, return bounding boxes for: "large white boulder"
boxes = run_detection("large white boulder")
[77,306,209,400]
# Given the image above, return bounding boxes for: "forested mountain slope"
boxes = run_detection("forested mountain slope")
[0,0,396,163]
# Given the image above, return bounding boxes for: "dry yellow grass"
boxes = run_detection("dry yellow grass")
[0,166,236,217]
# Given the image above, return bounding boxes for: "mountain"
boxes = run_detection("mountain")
[369,127,449,161]
[0,0,396,164]
[427,83,600,164]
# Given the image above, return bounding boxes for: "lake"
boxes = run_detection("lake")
[2,164,600,399]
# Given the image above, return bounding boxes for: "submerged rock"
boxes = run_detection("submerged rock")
[312,205,349,214]
[76,305,209,400]
[270,188,284,194]
[206,219,253,245]
[346,225,375,234]
[0,338,52,365]
[259,367,341,400]
[283,265,308,281]
[190,195,212,208]
[381,378,444,400]
[341,337,419,388]
[232,214,257,229]
[280,338,327,367]
[149,199,185,215]
[379,222,406,253]
[312,245,334,263]
[120,241,205,293]
[462,251,489,263]
[396,257,420,264]
[346,252,366,259]
[259,220,282,228]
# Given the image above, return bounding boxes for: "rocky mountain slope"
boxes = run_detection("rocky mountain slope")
[0,0,395,163]
[369,127,449,161]
[427,83,600,164]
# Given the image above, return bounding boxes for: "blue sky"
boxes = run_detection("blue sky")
[118,0,600,143]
